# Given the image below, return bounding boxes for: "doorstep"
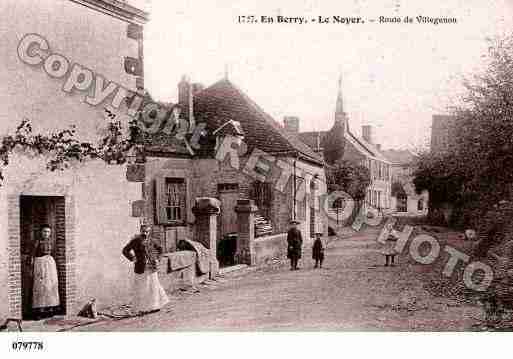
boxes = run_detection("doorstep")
[219,264,248,275]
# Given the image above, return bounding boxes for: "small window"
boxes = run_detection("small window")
[250,181,273,219]
[155,177,186,224]
[397,193,407,212]
[165,178,185,221]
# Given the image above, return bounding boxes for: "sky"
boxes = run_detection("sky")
[135,0,513,150]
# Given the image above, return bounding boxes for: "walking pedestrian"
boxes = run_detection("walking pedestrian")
[312,232,325,269]
[31,224,60,320]
[287,220,303,270]
[381,222,399,266]
[122,224,169,315]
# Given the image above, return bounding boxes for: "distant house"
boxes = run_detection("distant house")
[292,78,393,211]
[382,149,429,215]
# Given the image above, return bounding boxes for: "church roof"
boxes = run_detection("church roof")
[382,149,418,165]
[298,128,391,163]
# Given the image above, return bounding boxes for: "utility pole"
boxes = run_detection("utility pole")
[293,156,297,220]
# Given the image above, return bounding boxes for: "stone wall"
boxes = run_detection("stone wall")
[254,234,287,265]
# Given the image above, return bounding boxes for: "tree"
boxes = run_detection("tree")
[326,159,371,202]
[322,121,345,165]
[412,34,513,227]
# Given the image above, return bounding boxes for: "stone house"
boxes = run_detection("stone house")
[143,77,328,268]
[295,79,393,211]
[0,0,151,320]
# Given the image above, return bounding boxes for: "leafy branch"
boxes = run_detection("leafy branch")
[0,111,142,184]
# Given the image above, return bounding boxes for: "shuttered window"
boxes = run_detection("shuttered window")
[250,181,273,219]
[251,181,273,208]
[155,177,187,224]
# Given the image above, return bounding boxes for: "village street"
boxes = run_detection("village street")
[68,226,483,331]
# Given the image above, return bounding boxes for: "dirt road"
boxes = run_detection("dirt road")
[72,227,483,331]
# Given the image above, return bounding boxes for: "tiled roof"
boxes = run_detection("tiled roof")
[193,79,323,166]
[298,131,326,151]
[136,97,193,157]
[382,149,418,165]
[345,129,390,162]
[298,127,391,163]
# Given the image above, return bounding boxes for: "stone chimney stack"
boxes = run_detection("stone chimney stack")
[362,125,373,144]
[178,75,194,124]
[192,83,204,96]
[283,116,300,133]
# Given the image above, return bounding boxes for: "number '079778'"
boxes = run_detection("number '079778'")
[11,341,44,351]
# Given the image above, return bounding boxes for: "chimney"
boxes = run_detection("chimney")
[362,125,373,144]
[192,83,204,96]
[178,75,194,126]
[283,116,300,133]
[376,144,381,151]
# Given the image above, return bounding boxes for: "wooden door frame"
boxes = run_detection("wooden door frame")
[7,194,77,319]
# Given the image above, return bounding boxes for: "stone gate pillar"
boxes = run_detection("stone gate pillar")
[234,199,258,265]
[192,197,220,278]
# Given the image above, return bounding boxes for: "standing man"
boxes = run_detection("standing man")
[32,224,60,319]
[122,224,169,315]
[287,220,303,270]
[312,232,325,269]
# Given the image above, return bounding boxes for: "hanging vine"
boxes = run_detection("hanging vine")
[0,109,142,185]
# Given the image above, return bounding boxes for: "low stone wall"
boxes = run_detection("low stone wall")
[254,233,287,265]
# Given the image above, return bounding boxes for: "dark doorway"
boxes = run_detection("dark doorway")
[217,183,239,267]
[418,199,424,211]
[396,194,407,213]
[20,196,66,320]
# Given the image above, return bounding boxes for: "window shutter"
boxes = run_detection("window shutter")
[266,183,273,206]
[185,178,191,222]
[155,177,167,224]
[179,181,186,221]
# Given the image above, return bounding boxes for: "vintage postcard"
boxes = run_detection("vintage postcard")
[0,0,512,357]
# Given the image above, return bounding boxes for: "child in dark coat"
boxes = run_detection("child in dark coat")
[312,232,325,269]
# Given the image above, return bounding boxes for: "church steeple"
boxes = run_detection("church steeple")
[336,74,344,115]
[334,74,348,131]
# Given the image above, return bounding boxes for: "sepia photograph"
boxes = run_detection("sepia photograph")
[0,0,513,357]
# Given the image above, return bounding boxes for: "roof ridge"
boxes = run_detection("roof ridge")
[202,79,323,165]
[346,128,376,157]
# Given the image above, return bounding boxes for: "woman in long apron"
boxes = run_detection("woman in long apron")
[31,224,60,319]
[122,224,169,315]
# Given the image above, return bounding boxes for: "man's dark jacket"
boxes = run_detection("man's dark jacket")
[287,228,303,259]
[122,235,163,274]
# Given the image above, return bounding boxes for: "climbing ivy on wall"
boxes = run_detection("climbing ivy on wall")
[0,111,142,185]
